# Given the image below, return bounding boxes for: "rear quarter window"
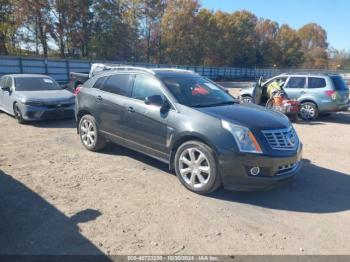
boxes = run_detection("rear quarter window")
[101,74,132,97]
[308,77,326,89]
[331,76,348,91]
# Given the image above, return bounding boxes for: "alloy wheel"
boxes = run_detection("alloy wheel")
[300,104,316,120]
[179,147,211,189]
[80,118,96,147]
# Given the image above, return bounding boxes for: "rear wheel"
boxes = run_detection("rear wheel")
[13,103,25,124]
[174,141,221,194]
[79,114,106,151]
[299,102,319,121]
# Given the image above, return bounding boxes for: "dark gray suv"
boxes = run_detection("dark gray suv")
[75,67,302,194]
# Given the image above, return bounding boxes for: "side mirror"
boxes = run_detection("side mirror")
[145,95,164,107]
[2,86,11,92]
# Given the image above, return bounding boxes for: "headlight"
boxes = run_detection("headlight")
[21,100,44,106]
[221,120,262,154]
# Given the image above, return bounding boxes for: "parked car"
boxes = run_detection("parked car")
[0,74,75,123]
[66,63,125,93]
[240,73,350,120]
[75,66,302,194]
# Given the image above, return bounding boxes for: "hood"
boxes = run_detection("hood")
[17,90,75,104]
[195,103,290,130]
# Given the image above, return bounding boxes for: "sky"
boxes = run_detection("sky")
[201,0,349,51]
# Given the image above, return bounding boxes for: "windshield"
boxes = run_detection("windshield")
[331,76,348,91]
[15,77,61,91]
[161,76,236,107]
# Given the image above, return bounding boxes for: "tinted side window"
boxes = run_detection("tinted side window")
[331,76,348,91]
[93,76,107,89]
[101,74,132,96]
[286,77,306,89]
[308,77,326,89]
[132,74,164,100]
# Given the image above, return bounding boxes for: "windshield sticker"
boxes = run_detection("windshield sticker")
[43,79,53,84]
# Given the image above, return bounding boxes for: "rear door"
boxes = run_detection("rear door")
[124,73,170,158]
[284,76,307,100]
[95,74,133,138]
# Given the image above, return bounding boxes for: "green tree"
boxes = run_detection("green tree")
[255,19,282,66]
[298,23,328,68]
[161,0,201,64]
[277,24,303,66]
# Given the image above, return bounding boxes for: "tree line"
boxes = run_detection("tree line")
[1,0,349,69]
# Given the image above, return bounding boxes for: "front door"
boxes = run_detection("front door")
[125,74,170,160]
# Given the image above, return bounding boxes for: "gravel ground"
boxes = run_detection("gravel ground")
[0,91,350,255]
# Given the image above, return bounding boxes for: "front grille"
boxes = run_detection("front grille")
[45,103,73,109]
[262,127,299,150]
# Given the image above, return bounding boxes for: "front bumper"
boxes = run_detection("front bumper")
[21,104,75,121]
[219,144,303,191]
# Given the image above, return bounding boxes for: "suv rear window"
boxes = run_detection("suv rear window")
[308,77,326,89]
[331,76,348,91]
[102,74,132,96]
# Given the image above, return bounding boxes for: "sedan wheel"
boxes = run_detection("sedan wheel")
[241,96,253,104]
[175,141,221,194]
[79,115,106,151]
[13,103,25,124]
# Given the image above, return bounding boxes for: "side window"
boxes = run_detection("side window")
[93,76,108,89]
[285,77,306,89]
[308,77,326,89]
[101,74,132,97]
[132,74,164,101]
[4,77,12,88]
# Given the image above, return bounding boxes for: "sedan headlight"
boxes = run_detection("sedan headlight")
[21,100,44,106]
[221,120,262,154]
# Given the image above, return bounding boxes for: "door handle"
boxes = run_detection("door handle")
[127,106,135,113]
[96,95,103,102]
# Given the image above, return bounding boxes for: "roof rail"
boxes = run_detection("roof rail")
[153,68,196,74]
[90,63,155,77]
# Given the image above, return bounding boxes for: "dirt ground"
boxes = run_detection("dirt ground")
[0,89,350,255]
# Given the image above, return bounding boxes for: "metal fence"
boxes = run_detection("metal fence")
[0,55,349,84]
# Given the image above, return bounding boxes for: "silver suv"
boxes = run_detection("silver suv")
[240,73,349,120]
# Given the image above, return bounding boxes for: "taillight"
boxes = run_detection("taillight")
[325,90,336,97]
[74,85,82,96]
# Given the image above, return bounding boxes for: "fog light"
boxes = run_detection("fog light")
[250,167,260,176]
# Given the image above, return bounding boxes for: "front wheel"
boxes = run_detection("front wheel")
[174,141,221,194]
[13,103,25,124]
[299,102,319,121]
[241,96,253,104]
[79,114,106,151]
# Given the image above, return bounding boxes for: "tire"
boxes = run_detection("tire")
[79,114,106,151]
[299,102,319,121]
[174,141,221,194]
[241,96,253,104]
[13,103,25,124]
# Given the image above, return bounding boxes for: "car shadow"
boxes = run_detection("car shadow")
[208,159,350,214]
[98,143,170,173]
[31,118,76,129]
[0,170,110,258]
[297,111,350,125]
[316,112,350,124]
